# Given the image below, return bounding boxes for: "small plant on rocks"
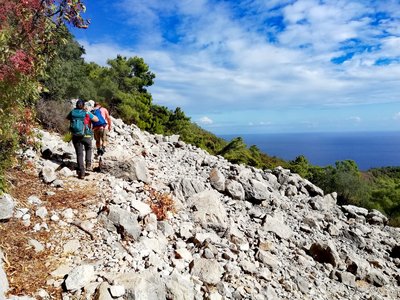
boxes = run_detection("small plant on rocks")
[146,186,176,220]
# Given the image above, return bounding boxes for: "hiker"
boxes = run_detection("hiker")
[67,99,99,179]
[91,101,112,156]
[84,100,95,115]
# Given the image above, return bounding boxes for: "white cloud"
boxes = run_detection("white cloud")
[393,112,400,120]
[348,116,362,123]
[198,116,213,125]
[76,0,400,133]
[379,36,400,57]
[78,40,136,65]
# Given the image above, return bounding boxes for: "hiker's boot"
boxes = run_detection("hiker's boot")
[97,148,103,156]
[77,171,85,179]
[86,162,92,172]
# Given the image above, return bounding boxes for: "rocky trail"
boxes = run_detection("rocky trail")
[0,117,399,300]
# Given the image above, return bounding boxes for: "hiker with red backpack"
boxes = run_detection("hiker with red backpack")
[91,101,112,156]
[67,99,99,179]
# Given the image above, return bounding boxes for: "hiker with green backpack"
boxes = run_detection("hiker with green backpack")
[67,99,99,179]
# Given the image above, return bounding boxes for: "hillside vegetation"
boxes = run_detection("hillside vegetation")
[290,157,400,226]
[1,3,399,226]
[36,32,288,170]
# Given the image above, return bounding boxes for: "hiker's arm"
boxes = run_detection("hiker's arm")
[106,111,112,130]
[88,112,99,123]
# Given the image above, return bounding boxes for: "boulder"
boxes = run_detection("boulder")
[190,258,224,285]
[209,168,225,192]
[187,190,228,231]
[262,212,293,240]
[113,269,166,300]
[40,166,57,183]
[100,151,149,183]
[225,179,245,200]
[64,264,95,291]
[107,205,141,240]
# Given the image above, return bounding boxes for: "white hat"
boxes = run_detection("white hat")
[85,100,95,109]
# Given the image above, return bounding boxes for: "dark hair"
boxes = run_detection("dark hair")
[76,99,85,109]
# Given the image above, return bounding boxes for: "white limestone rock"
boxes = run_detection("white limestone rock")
[64,264,95,291]
[27,195,42,205]
[209,167,225,192]
[109,285,125,298]
[190,258,224,285]
[63,239,81,255]
[35,206,48,220]
[225,179,245,200]
[113,269,166,299]
[165,271,194,300]
[40,166,57,183]
[107,205,141,240]
[187,190,228,231]
[0,193,15,220]
[0,250,9,300]
[130,199,152,218]
[262,212,293,240]
[58,166,75,177]
[28,239,45,253]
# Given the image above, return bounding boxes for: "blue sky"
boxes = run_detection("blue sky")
[71,0,400,135]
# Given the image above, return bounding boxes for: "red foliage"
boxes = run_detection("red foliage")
[0,50,34,82]
[0,0,89,81]
[16,108,36,148]
[10,50,33,75]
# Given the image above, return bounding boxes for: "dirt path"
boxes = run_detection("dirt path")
[1,167,101,299]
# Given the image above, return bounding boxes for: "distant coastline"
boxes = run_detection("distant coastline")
[219,131,400,171]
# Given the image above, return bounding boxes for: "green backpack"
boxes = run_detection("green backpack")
[70,109,87,136]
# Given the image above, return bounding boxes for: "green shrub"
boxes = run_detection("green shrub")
[63,132,72,143]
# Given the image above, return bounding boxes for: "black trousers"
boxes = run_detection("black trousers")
[72,135,93,176]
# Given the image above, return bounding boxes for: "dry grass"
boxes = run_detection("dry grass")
[0,168,98,299]
[6,168,96,210]
[0,220,58,298]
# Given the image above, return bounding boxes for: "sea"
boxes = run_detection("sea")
[219,131,400,171]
